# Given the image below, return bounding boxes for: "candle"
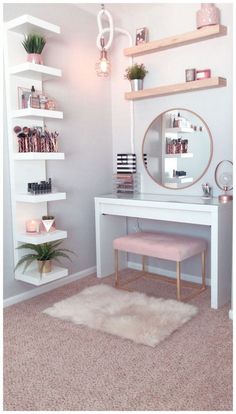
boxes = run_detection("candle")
[26,219,41,233]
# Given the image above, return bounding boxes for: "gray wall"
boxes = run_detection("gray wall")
[3,3,113,299]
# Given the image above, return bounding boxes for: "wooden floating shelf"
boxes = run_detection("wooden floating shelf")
[9,62,62,81]
[125,77,227,101]
[15,192,66,203]
[15,265,68,286]
[17,229,67,245]
[11,108,63,119]
[14,152,65,160]
[5,14,60,36]
[124,25,227,57]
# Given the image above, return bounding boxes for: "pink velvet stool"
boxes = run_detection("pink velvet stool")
[113,232,207,301]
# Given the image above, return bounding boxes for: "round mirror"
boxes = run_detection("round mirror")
[142,108,213,189]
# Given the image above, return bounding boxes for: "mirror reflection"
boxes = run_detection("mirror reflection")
[142,109,213,189]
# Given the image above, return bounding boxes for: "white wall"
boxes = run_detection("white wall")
[3,3,113,299]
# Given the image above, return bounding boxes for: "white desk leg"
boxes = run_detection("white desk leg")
[211,204,232,309]
[95,206,127,278]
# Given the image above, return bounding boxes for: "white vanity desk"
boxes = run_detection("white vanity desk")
[95,193,232,309]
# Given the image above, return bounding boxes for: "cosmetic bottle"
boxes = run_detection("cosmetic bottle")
[29,85,40,109]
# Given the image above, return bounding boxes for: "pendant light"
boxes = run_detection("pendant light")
[95,37,110,77]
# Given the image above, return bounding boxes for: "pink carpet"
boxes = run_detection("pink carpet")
[4,270,232,411]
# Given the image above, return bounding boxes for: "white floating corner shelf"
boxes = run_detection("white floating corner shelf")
[165,127,194,134]
[14,152,65,161]
[16,229,67,244]
[5,14,60,36]
[15,192,66,203]
[15,265,68,286]
[165,153,193,159]
[9,62,62,81]
[11,108,63,119]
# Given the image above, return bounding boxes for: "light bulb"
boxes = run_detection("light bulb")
[219,172,233,191]
[95,49,110,77]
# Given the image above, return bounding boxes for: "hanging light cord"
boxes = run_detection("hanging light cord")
[96,6,135,154]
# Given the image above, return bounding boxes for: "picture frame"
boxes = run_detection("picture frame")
[135,27,149,45]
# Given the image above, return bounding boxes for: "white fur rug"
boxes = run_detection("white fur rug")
[43,284,198,347]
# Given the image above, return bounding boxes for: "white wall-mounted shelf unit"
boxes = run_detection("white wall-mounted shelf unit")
[16,229,67,244]
[5,14,60,36]
[165,153,193,159]
[11,108,63,119]
[15,192,66,203]
[15,265,68,286]
[165,127,194,134]
[9,62,62,81]
[14,152,65,160]
[4,14,69,286]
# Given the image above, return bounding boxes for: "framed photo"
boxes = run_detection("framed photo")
[135,27,149,46]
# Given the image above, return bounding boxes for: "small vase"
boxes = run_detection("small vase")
[42,218,55,232]
[38,260,52,274]
[196,3,220,29]
[130,79,143,91]
[27,53,43,65]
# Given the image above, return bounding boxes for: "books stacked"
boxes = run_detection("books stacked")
[113,153,139,194]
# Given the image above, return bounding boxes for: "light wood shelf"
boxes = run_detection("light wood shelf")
[14,152,65,160]
[125,77,227,101]
[9,62,62,81]
[124,25,227,57]
[16,229,67,244]
[15,265,68,286]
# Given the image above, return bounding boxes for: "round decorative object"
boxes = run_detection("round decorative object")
[214,160,233,202]
[196,3,220,29]
[142,108,213,190]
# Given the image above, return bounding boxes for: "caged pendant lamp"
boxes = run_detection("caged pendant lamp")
[95,37,110,77]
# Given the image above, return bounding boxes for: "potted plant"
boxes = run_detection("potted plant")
[15,241,74,274]
[125,63,148,91]
[22,33,46,65]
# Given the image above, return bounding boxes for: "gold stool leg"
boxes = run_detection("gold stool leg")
[142,255,146,272]
[176,261,181,301]
[114,249,119,288]
[202,250,206,289]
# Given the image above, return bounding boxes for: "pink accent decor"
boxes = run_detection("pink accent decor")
[113,232,207,262]
[27,53,43,65]
[196,69,211,80]
[197,3,220,29]
[25,219,41,233]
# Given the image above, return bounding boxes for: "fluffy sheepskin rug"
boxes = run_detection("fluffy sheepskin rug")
[43,284,198,347]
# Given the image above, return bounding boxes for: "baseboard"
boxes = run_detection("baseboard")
[128,261,211,286]
[3,266,96,308]
[229,309,233,320]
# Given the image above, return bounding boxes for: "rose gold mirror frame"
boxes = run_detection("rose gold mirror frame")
[142,108,213,190]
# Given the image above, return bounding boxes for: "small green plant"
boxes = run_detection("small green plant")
[15,241,74,273]
[22,33,46,54]
[125,63,148,80]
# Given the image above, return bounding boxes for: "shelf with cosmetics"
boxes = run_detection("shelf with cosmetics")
[4,14,69,286]
[124,22,227,100]
[125,77,227,101]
